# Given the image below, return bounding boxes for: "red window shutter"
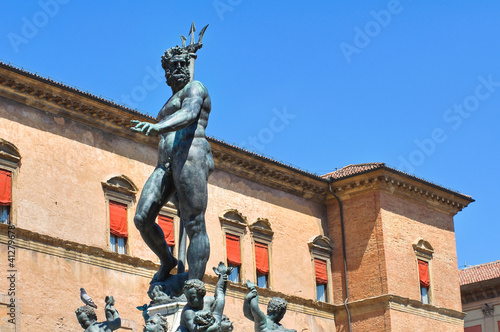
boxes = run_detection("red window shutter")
[109,201,128,237]
[315,258,328,285]
[465,325,482,332]
[0,170,12,206]
[158,215,175,246]
[418,260,430,288]
[255,242,269,275]
[226,234,241,266]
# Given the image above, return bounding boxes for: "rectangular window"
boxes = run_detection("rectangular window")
[0,170,12,224]
[109,200,128,254]
[418,260,430,304]
[315,258,328,302]
[255,242,269,288]
[464,325,482,332]
[158,215,175,253]
[226,233,241,282]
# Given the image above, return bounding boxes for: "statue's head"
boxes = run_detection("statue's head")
[144,313,168,332]
[75,306,97,329]
[194,310,216,331]
[220,315,234,332]
[267,297,288,323]
[161,46,191,87]
[183,279,206,309]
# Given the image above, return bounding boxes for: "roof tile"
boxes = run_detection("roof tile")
[459,260,500,286]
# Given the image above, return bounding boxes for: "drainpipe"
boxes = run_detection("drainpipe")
[328,177,352,332]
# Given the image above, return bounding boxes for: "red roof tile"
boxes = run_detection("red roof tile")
[322,163,386,179]
[459,261,500,286]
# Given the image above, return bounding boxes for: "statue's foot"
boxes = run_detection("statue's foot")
[150,257,178,284]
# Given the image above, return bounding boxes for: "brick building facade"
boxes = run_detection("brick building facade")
[0,61,473,331]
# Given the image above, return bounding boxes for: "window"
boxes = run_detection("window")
[219,209,248,284]
[102,175,137,255]
[413,238,434,304]
[0,139,21,225]
[225,233,241,282]
[418,260,430,304]
[109,200,128,254]
[464,325,482,332]
[255,241,269,288]
[158,214,175,253]
[315,258,328,302]
[250,218,273,289]
[0,170,11,224]
[308,235,333,303]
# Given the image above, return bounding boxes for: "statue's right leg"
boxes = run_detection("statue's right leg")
[134,165,177,282]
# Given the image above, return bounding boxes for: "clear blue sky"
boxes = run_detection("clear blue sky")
[1,1,499,268]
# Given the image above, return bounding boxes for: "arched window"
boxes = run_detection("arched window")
[102,175,137,255]
[0,139,21,225]
[308,235,333,303]
[219,209,248,283]
[250,218,273,288]
[413,238,434,304]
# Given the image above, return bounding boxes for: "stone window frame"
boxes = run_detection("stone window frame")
[219,209,248,284]
[308,235,333,303]
[158,202,180,258]
[249,218,273,289]
[102,175,138,256]
[0,139,21,226]
[413,238,434,304]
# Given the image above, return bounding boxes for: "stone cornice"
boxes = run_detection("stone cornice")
[328,169,473,214]
[211,143,328,202]
[461,277,500,305]
[333,294,465,325]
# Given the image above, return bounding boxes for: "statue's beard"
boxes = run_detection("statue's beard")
[166,67,191,87]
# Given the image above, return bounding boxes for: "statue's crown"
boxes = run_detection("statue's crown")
[161,22,208,68]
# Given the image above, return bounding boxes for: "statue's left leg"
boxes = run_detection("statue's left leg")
[174,148,213,281]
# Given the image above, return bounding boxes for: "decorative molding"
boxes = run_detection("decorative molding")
[249,218,273,242]
[219,209,248,235]
[413,238,434,261]
[102,175,138,196]
[211,147,328,202]
[330,171,472,214]
[308,235,333,259]
[481,303,494,317]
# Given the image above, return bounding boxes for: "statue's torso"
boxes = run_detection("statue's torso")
[157,81,212,166]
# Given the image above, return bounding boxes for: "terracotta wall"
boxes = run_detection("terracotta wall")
[327,190,387,304]
[379,190,461,310]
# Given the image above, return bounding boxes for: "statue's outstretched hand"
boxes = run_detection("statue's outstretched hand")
[130,120,159,136]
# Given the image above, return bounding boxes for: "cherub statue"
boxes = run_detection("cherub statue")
[144,313,169,332]
[176,262,234,331]
[75,295,121,331]
[243,281,296,332]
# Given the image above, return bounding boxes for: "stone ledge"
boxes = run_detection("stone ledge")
[333,294,465,326]
[0,223,157,278]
